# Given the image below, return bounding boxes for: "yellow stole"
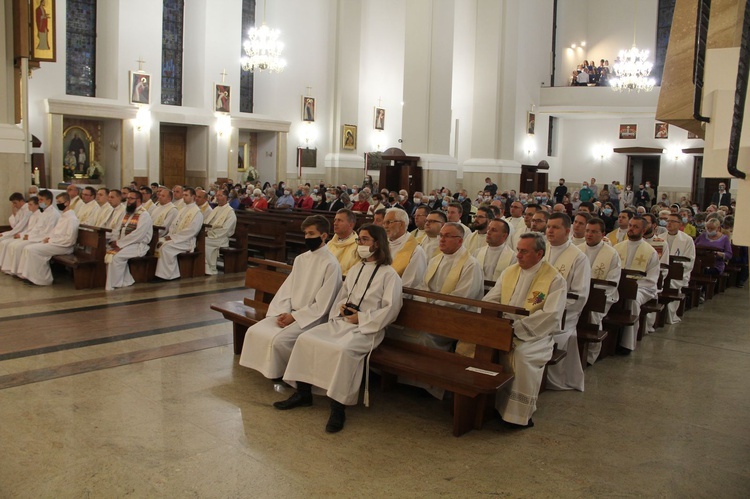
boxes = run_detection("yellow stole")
[411,228,427,244]
[420,237,440,258]
[153,204,175,226]
[391,234,419,276]
[615,240,655,272]
[424,249,470,294]
[500,261,558,314]
[607,228,620,246]
[545,242,580,280]
[206,204,232,229]
[176,205,200,232]
[580,242,618,280]
[327,235,359,275]
[477,245,513,281]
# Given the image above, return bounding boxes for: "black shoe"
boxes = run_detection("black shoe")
[501,418,534,429]
[150,276,168,283]
[273,391,312,410]
[615,346,632,356]
[325,402,346,433]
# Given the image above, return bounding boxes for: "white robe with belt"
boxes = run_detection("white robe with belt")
[105,207,153,290]
[19,210,79,285]
[2,207,60,275]
[484,261,567,425]
[239,246,342,379]
[618,240,659,350]
[476,243,516,282]
[389,232,427,288]
[664,230,695,324]
[149,203,178,238]
[0,206,35,263]
[203,204,237,275]
[155,204,203,280]
[544,241,590,392]
[283,262,403,405]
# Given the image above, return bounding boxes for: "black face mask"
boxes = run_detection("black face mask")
[388,197,396,204]
[304,236,323,252]
[56,203,66,211]
[126,203,137,214]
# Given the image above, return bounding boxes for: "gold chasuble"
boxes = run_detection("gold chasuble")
[424,250,471,294]
[327,235,359,276]
[500,261,558,314]
[391,234,419,276]
[615,240,654,273]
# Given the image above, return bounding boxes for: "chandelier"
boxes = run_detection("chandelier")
[241,0,286,73]
[610,0,654,93]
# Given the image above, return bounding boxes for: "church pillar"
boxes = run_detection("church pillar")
[401,0,457,192]
[0,0,29,224]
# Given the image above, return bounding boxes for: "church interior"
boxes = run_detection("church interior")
[1,0,749,496]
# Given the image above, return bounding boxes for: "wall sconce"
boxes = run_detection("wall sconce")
[216,115,232,137]
[524,137,536,157]
[298,122,318,147]
[109,141,119,151]
[134,108,151,132]
[667,146,683,162]
[592,144,610,161]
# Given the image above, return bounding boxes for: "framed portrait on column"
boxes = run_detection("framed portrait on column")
[30,0,57,62]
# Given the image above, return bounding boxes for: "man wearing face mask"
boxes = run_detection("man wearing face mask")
[457,189,472,225]
[553,179,567,204]
[464,206,493,254]
[241,215,342,380]
[710,182,731,208]
[1,190,60,275]
[579,181,594,203]
[644,181,655,208]
[276,188,295,211]
[634,184,650,208]
[104,190,153,290]
[18,192,80,286]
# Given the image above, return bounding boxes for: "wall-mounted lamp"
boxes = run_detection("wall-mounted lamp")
[524,137,536,157]
[109,141,119,151]
[216,115,232,137]
[667,146,683,162]
[134,108,151,132]
[580,41,586,47]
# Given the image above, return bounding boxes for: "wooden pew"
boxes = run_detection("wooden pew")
[128,226,161,283]
[657,258,689,325]
[176,224,208,278]
[576,279,615,367]
[689,253,717,301]
[51,225,110,289]
[600,274,640,358]
[219,222,249,274]
[638,266,666,337]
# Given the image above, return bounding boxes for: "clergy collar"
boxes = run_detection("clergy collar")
[390,231,410,247]
[586,240,605,250]
[486,242,507,252]
[521,259,544,275]
[550,239,571,250]
[441,245,466,261]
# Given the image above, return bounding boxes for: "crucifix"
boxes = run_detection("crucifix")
[377,96,383,107]
[305,85,312,96]
[220,69,228,83]
[136,57,145,71]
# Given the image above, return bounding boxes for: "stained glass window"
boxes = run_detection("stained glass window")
[66,0,97,97]
[653,0,676,85]
[161,0,185,106]
[240,0,256,113]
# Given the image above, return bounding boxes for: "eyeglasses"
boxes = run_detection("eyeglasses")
[424,220,444,225]
[355,237,373,244]
[438,234,462,239]
[383,220,404,226]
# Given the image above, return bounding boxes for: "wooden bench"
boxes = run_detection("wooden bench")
[600,273,640,358]
[638,267,666,339]
[370,287,524,436]
[210,257,292,354]
[657,258,689,326]
[128,226,161,283]
[690,253,718,301]
[51,225,110,289]
[176,224,208,278]
[219,222,249,274]
[576,279,615,367]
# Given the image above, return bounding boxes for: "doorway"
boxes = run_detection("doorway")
[691,156,730,209]
[160,125,187,187]
[626,155,661,197]
[520,164,549,193]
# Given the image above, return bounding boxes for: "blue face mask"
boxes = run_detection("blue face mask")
[603,208,613,215]
[39,202,47,209]
[681,217,689,224]
[659,220,667,227]
[458,196,465,202]
[442,200,449,208]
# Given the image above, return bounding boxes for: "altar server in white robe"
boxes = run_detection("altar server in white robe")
[105,192,153,290]
[203,189,237,275]
[664,213,695,324]
[613,216,660,353]
[2,191,60,275]
[149,188,179,238]
[18,193,79,285]
[1,192,31,240]
[464,206,493,254]
[543,213,590,391]
[579,217,622,365]
[503,201,526,249]
[475,218,516,281]
[419,210,445,260]
[384,208,426,288]
[0,195,38,264]
[102,189,127,240]
[154,187,203,280]
[483,232,566,427]
[277,224,403,433]
[240,215,342,379]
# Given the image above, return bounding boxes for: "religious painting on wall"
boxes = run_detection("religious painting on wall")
[374,108,385,130]
[63,126,94,180]
[302,96,315,122]
[129,72,151,105]
[342,124,357,150]
[654,123,669,139]
[619,124,637,140]
[215,84,231,113]
[527,112,536,135]
[297,147,317,168]
[31,0,56,62]
[237,142,248,171]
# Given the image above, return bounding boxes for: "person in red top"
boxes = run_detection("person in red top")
[249,189,268,212]
[295,186,314,210]
[351,191,370,213]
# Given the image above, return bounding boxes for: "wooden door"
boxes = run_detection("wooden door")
[520,166,536,194]
[691,156,729,209]
[160,125,187,188]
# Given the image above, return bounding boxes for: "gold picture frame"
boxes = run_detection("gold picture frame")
[342,124,357,150]
[215,84,231,113]
[31,0,56,62]
[237,142,248,172]
[302,96,315,122]
[63,126,95,178]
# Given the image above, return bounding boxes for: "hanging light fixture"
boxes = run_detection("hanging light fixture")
[241,0,286,73]
[610,1,655,93]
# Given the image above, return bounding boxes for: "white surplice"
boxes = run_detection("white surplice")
[76,200,99,226]
[484,261,567,425]
[2,207,60,275]
[105,207,153,290]
[2,203,31,237]
[476,243,516,282]
[19,210,79,285]
[0,208,36,264]
[664,230,695,324]
[617,239,659,350]
[464,230,487,255]
[155,203,203,280]
[203,204,237,275]
[149,202,179,238]
[579,240,622,364]
[283,262,403,405]
[389,232,427,288]
[544,241,590,391]
[239,245,342,379]
[419,235,440,260]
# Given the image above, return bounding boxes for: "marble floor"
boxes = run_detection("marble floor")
[0,269,748,498]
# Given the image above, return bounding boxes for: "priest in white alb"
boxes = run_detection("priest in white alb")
[475,218,516,282]
[384,208,426,288]
[543,213,590,392]
[463,206,492,254]
[154,187,204,281]
[203,188,237,275]
[2,190,60,275]
[326,209,360,276]
[663,213,695,324]
[105,191,153,290]
[483,232,566,428]
[149,188,179,238]
[240,215,342,379]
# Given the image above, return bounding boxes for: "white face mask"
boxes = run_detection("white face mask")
[357,245,374,259]
[413,197,421,205]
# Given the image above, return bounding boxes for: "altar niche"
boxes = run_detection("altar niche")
[63,118,102,182]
